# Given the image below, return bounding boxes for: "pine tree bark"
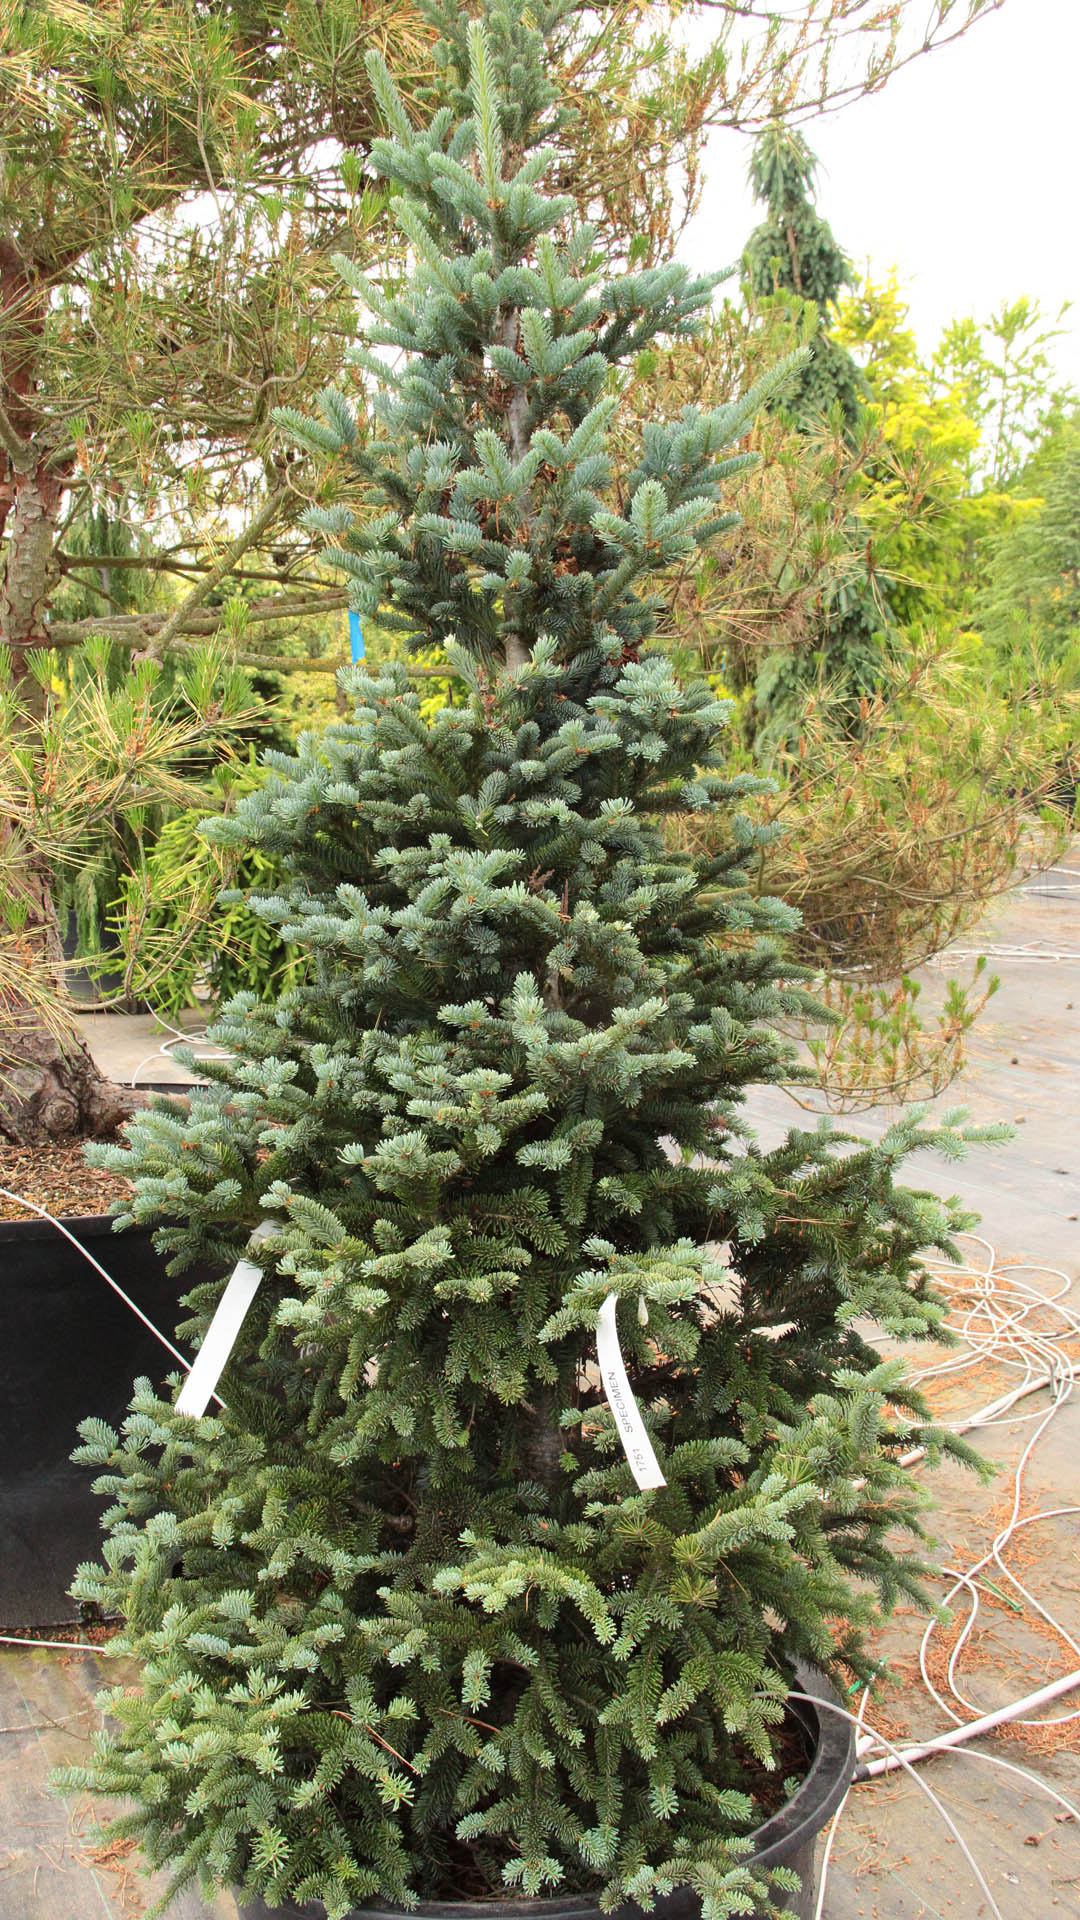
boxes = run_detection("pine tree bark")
[0,852,136,1147]
[0,340,136,1144]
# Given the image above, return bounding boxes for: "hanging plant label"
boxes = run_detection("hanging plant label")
[595,1292,667,1490]
[175,1222,278,1418]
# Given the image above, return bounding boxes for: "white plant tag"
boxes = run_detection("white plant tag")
[596,1292,666,1490]
[175,1221,278,1419]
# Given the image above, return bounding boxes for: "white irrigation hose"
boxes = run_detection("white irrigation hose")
[129,1020,228,1088]
[894,1366,1080,1467]
[0,1187,195,1380]
[815,1737,1080,1920]
[809,1692,1080,1917]
[930,943,1080,963]
[858,1740,1080,1823]
[0,1633,101,1654]
[909,1237,1080,1731]
[787,1692,1007,1920]
[929,1505,1080,1731]
[856,1667,1080,1776]
[813,1232,1080,1908]
[1020,867,1080,897]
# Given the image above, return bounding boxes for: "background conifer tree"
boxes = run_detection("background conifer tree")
[743,128,866,436]
[63,10,998,1915]
[739,126,897,741]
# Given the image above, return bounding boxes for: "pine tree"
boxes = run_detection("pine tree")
[0,0,725,1143]
[978,412,1080,675]
[61,11,999,1916]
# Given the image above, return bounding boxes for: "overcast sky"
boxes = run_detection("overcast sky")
[680,0,1079,388]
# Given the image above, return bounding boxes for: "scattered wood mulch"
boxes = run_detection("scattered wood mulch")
[735,1708,813,1816]
[0,1143,133,1223]
[1,1615,122,1646]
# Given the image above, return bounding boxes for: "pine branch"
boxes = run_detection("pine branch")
[137,487,292,661]
[47,590,350,650]
[45,589,461,678]
[0,401,34,471]
[57,551,327,588]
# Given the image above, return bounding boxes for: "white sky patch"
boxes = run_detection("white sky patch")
[680,0,1080,389]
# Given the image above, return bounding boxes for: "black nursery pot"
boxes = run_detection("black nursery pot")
[239,1664,854,1920]
[0,1212,210,1628]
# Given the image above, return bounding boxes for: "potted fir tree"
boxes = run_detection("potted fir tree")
[59,7,991,1913]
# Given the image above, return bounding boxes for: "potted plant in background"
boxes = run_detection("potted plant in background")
[59,6,995,1913]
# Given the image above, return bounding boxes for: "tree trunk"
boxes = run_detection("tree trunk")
[0,1022,137,1147]
[0,463,62,671]
[518,1385,566,1497]
[0,460,136,1146]
[0,851,136,1146]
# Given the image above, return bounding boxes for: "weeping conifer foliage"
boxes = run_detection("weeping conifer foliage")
[743,126,866,436]
[62,10,998,1916]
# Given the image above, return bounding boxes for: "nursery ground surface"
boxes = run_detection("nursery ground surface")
[738,838,1080,1918]
[0,844,1076,1918]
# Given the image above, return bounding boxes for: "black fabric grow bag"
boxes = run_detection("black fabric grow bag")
[0,1213,210,1627]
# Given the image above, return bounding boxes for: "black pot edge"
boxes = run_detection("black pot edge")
[242,1661,854,1920]
[750,1661,852,1868]
[0,1211,137,1246]
[133,1081,209,1095]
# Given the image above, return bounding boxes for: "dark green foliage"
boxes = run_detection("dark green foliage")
[62,13,998,1917]
[743,128,866,438]
[740,127,894,744]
